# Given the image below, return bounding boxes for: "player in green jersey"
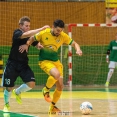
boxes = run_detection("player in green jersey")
[105,33,117,87]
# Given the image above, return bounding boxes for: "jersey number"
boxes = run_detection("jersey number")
[5,78,10,85]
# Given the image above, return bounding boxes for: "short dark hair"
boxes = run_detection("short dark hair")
[19,16,30,25]
[53,19,65,28]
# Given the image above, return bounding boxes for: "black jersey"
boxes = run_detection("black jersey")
[8,29,29,63]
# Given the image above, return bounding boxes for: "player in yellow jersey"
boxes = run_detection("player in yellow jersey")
[25,19,82,113]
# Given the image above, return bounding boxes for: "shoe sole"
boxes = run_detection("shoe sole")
[48,106,61,115]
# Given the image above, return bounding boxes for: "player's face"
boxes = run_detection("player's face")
[20,21,30,32]
[52,26,64,37]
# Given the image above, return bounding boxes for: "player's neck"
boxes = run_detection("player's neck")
[50,30,59,37]
[19,28,24,33]
[50,30,55,36]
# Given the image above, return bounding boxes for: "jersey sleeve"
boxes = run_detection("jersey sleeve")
[13,30,23,40]
[34,30,45,41]
[63,32,73,45]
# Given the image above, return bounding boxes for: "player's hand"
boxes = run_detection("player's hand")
[35,42,44,50]
[41,25,50,30]
[19,44,29,53]
[106,58,109,63]
[76,50,82,56]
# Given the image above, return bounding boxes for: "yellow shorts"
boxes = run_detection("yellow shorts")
[39,60,63,77]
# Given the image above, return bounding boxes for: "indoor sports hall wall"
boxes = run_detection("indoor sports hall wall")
[0,1,117,86]
[0,1,105,45]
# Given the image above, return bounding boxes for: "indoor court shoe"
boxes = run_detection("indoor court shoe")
[13,89,22,104]
[42,87,52,102]
[105,82,109,87]
[3,103,10,112]
[48,105,61,114]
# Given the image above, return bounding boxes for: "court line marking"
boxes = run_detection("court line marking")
[0,110,38,117]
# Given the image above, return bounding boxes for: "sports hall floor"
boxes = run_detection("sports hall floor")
[0,86,117,117]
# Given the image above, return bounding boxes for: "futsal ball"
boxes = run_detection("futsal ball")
[80,101,93,115]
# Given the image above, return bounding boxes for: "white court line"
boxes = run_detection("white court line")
[105,88,116,115]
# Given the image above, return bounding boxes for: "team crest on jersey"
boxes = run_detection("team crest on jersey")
[56,39,60,43]
[45,37,48,40]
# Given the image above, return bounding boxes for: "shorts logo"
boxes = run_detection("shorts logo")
[31,77,35,80]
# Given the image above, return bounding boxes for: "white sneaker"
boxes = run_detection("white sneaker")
[3,103,10,112]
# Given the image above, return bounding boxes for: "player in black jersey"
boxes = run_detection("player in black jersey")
[2,16,49,112]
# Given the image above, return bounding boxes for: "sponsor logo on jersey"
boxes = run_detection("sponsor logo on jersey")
[56,39,60,43]
[113,46,117,50]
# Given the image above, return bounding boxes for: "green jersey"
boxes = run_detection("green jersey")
[108,40,117,62]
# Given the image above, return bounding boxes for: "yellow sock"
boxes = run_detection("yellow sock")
[46,76,57,89]
[52,89,62,104]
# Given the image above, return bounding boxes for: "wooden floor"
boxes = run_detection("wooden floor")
[0,86,117,117]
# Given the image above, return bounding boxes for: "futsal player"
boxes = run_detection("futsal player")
[105,33,117,87]
[26,19,82,113]
[2,16,49,112]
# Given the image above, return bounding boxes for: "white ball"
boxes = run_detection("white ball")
[80,101,93,115]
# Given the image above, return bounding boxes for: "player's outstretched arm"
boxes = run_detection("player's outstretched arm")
[71,41,82,56]
[19,42,44,53]
[20,25,49,39]
[19,36,35,53]
[26,36,35,46]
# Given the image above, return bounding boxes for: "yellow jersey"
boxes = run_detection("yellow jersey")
[34,28,73,61]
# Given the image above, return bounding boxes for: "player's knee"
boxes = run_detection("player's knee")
[109,69,114,75]
[57,84,64,91]
[54,72,60,80]
[6,87,13,92]
[27,81,35,88]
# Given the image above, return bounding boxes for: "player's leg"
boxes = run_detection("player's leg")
[40,60,63,113]
[105,61,115,87]
[13,64,35,104]
[42,76,57,102]
[49,78,63,114]
[2,60,18,112]
[49,60,63,113]
[43,67,61,103]
[3,87,13,112]
[40,60,57,102]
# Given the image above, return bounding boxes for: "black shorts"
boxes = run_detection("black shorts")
[2,60,35,87]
